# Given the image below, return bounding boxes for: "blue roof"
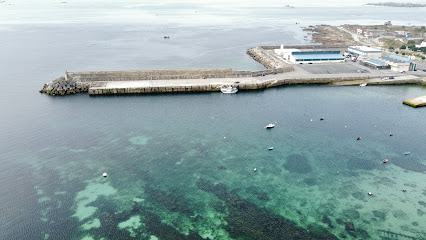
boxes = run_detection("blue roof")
[293,53,344,61]
[366,59,389,66]
[386,54,412,63]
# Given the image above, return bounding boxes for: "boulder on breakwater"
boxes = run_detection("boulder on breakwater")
[39,76,88,96]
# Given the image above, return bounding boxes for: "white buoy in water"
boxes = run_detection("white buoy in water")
[368,192,372,196]
[253,168,257,172]
[103,172,108,178]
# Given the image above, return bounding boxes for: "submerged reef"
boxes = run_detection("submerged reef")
[197,179,338,240]
[283,154,312,174]
[145,187,194,216]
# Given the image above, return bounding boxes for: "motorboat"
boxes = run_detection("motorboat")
[403,151,410,155]
[265,123,275,129]
[220,85,238,94]
[360,83,367,87]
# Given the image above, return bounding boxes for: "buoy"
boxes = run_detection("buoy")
[253,168,257,172]
[383,159,388,163]
[357,137,361,140]
[368,192,372,196]
[103,172,108,178]
[345,126,348,128]
[389,133,393,136]
[310,119,313,122]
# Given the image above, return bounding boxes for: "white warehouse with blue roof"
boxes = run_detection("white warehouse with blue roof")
[347,46,382,60]
[274,45,345,64]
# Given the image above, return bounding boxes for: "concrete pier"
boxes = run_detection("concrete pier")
[40,45,426,96]
[403,95,426,108]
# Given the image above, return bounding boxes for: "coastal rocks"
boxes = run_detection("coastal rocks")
[142,211,205,240]
[372,210,387,221]
[344,222,355,231]
[40,76,88,96]
[322,215,335,229]
[196,179,338,240]
[145,187,194,216]
[342,209,360,220]
[246,47,290,70]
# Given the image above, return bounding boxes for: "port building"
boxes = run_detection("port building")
[347,46,382,60]
[274,45,344,64]
[379,54,415,72]
[360,59,390,70]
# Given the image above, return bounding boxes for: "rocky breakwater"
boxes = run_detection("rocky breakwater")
[247,46,293,71]
[39,76,89,96]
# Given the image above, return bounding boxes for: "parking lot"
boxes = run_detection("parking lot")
[296,61,372,74]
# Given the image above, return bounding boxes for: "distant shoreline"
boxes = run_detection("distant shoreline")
[366,2,426,8]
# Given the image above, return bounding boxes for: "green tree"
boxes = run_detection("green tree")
[395,51,399,54]
[400,45,406,49]
[389,46,394,50]
[402,52,406,55]
[422,57,425,60]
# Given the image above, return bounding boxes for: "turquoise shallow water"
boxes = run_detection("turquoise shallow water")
[2,85,426,239]
[1,1,426,239]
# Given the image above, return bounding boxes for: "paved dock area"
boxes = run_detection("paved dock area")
[88,61,426,95]
[403,95,426,108]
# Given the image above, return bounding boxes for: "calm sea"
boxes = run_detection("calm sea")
[0,1,425,239]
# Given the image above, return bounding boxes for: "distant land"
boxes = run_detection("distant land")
[366,2,426,7]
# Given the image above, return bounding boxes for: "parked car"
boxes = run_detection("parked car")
[389,76,394,79]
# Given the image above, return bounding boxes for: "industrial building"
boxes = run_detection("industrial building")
[346,46,382,60]
[360,59,390,70]
[379,54,414,72]
[274,46,344,64]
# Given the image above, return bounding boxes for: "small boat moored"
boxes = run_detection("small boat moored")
[220,85,238,94]
[360,83,367,87]
[265,123,275,129]
[403,151,411,155]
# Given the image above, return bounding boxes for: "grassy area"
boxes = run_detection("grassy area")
[365,25,426,37]
[379,38,404,50]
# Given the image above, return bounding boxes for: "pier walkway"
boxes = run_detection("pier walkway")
[88,71,424,95]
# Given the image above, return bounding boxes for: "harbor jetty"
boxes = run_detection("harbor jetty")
[403,95,426,108]
[40,45,426,96]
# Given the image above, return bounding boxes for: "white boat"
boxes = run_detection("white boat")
[265,123,275,129]
[220,85,238,94]
[360,83,367,87]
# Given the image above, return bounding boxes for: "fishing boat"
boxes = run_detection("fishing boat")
[220,85,238,94]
